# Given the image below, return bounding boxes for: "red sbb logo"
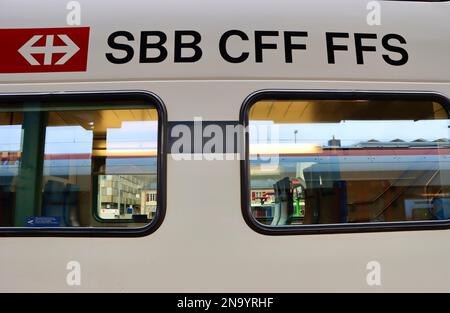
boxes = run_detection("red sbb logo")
[0,27,90,73]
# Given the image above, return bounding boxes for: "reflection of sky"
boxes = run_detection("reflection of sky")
[0,121,158,153]
[0,125,22,151]
[45,126,92,154]
[250,120,450,146]
[107,121,157,151]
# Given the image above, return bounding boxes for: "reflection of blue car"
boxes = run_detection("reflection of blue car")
[433,198,450,220]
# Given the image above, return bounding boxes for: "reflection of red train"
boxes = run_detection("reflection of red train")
[251,190,273,201]
[251,190,274,205]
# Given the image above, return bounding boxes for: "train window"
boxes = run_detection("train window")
[243,91,450,234]
[0,93,165,235]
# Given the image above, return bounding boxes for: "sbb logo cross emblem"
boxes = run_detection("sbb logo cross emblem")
[0,27,90,73]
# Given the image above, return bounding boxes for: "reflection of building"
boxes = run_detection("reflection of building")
[142,190,157,218]
[327,136,341,148]
[98,175,157,219]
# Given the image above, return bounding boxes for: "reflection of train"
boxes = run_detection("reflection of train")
[251,140,450,226]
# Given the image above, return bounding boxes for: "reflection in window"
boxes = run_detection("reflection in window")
[249,99,450,227]
[0,101,158,228]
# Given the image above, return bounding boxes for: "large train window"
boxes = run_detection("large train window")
[0,92,165,236]
[242,91,450,234]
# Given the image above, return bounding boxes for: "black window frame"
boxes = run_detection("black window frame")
[240,89,450,235]
[0,91,167,237]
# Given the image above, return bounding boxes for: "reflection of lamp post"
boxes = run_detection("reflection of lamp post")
[294,130,298,143]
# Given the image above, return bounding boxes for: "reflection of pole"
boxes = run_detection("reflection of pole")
[117,177,121,217]
[294,130,298,143]
[15,111,47,226]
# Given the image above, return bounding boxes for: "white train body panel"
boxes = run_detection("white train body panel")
[0,0,449,292]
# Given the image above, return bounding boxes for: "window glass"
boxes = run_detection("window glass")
[248,97,450,227]
[0,98,159,229]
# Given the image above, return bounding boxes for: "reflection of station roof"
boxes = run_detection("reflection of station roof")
[321,136,450,149]
[352,138,450,149]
